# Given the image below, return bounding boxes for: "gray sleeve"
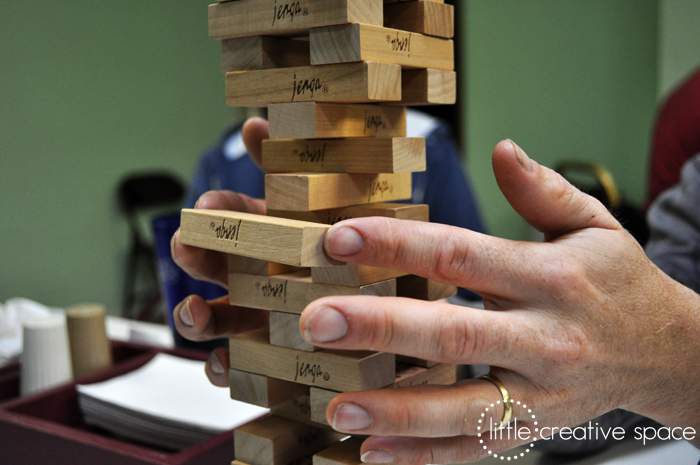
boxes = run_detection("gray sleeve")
[645,153,700,294]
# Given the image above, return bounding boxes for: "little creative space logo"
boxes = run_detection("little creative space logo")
[476,399,697,460]
[476,399,537,461]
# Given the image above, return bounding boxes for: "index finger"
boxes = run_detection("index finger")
[323,218,535,300]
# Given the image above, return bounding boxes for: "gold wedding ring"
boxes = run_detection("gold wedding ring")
[479,373,513,431]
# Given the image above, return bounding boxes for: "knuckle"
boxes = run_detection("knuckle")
[540,323,591,373]
[365,308,395,352]
[433,232,473,283]
[387,402,418,435]
[541,258,590,304]
[458,394,497,436]
[372,219,406,268]
[433,312,477,363]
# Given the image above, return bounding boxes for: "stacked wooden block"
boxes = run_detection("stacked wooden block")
[180,0,458,463]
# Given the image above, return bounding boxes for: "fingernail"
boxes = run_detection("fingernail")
[179,298,194,327]
[304,306,348,343]
[508,139,535,172]
[332,403,372,431]
[361,450,395,464]
[209,353,225,374]
[326,226,364,256]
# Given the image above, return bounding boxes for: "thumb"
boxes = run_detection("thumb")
[492,140,621,240]
[241,116,270,168]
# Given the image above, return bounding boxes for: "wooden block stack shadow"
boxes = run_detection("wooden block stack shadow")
[179,0,459,463]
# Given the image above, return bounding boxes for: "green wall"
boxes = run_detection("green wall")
[658,0,700,97]
[462,0,659,240]
[0,2,243,313]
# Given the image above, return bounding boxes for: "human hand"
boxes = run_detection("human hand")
[294,140,700,463]
[170,117,271,385]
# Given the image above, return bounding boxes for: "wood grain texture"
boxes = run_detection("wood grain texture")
[209,0,383,39]
[229,369,310,407]
[313,437,364,465]
[268,102,406,139]
[384,1,454,38]
[393,68,456,106]
[180,209,341,267]
[310,23,453,71]
[222,36,310,72]
[265,172,412,211]
[234,415,343,465]
[309,388,338,427]
[396,275,457,301]
[262,137,425,173]
[228,270,396,314]
[269,394,341,431]
[229,328,396,391]
[311,264,407,286]
[228,254,300,276]
[270,394,314,426]
[270,311,317,352]
[268,202,428,224]
[226,62,401,106]
[310,363,456,425]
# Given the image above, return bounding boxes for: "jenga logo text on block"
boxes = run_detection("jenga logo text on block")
[364,112,387,134]
[295,356,330,383]
[272,1,309,26]
[255,279,288,304]
[368,180,393,201]
[292,74,328,101]
[294,143,326,166]
[211,219,242,247]
[387,31,412,55]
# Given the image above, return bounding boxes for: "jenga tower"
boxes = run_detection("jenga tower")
[180,1,458,463]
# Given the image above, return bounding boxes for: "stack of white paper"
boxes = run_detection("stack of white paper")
[77,353,268,450]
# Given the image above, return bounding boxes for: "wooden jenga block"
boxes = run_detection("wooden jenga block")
[230,369,310,407]
[228,254,300,276]
[313,437,364,465]
[268,102,406,139]
[270,394,313,426]
[209,0,383,39]
[310,363,456,425]
[396,275,457,301]
[234,415,344,465]
[384,1,454,38]
[311,264,408,286]
[229,328,396,391]
[270,311,317,352]
[222,36,310,72]
[179,209,341,267]
[394,68,456,106]
[262,137,426,173]
[309,388,338,426]
[226,62,401,106]
[270,393,349,431]
[228,270,396,314]
[310,24,454,71]
[265,173,412,211]
[269,202,428,224]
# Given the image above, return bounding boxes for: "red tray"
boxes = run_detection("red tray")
[0,342,243,465]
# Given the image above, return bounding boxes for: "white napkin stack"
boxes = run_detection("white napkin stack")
[77,353,268,450]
